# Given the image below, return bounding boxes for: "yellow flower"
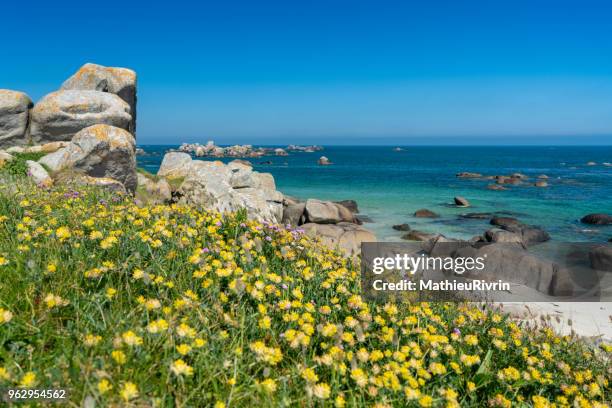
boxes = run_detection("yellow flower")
[170,359,194,376]
[121,330,143,346]
[111,350,127,365]
[258,378,277,392]
[120,382,138,401]
[214,402,226,408]
[97,379,112,394]
[46,263,57,273]
[19,371,37,388]
[55,226,71,241]
[312,383,331,399]
[105,288,117,299]
[0,367,10,381]
[0,256,8,266]
[0,308,13,324]
[351,368,368,387]
[301,367,319,383]
[44,293,68,309]
[176,343,192,355]
[84,334,102,347]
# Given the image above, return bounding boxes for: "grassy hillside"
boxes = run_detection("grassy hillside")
[0,179,609,407]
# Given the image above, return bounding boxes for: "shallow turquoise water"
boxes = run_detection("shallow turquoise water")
[138,146,612,242]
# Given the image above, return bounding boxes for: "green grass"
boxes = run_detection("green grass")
[0,180,609,407]
[0,152,48,178]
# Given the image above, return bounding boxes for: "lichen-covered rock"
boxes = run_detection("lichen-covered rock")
[39,124,137,193]
[163,153,284,223]
[61,63,137,134]
[29,90,131,144]
[22,142,70,154]
[25,160,53,187]
[157,152,194,179]
[301,222,376,257]
[0,90,32,148]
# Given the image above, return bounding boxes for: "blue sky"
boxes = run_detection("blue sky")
[3,0,612,144]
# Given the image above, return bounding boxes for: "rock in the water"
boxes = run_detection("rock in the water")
[318,156,331,165]
[580,213,612,225]
[537,174,549,179]
[453,243,572,296]
[456,172,482,178]
[334,199,359,213]
[282,202,306,226]
[26,160,53,187]
[301,222,375,257]
[484,228,523,244]
[459,212,492,219]
[589,245,612,271]
[487,184,508,191]
[414,209,439,218]
[39,124,137,193]
[157,152,193,179]
[30,90,132,144]
[304,199,354,224]
[490,217,521,229]
[61,63,137,134]
[392,223,411,231]
[489,217,550,246]
[0,90,32,148]
[454,196,470,207]
[402,230,441,241]
[535,181,548,187]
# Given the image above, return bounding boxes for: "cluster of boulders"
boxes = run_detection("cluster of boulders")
[176,141,288,158]
[0,63,138,193]
[176,142,324,158]
[286,145,323,152]
[457,171,550,189]
[282,197,375,256]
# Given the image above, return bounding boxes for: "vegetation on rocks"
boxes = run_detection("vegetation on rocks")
[0,180,610,407]
[0,152,47,177]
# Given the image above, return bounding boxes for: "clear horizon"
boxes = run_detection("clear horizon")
[3,0,612,145]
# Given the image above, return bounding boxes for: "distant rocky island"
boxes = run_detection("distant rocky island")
[174,141,323,158]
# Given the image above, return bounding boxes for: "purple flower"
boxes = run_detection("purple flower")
[215,221,222,227]
[453,328,461,335]
[201,247,210,253]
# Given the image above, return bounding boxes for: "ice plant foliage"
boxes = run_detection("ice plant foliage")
[0,181,609,407]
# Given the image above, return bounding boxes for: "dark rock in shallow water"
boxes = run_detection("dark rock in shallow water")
[355,214,373,223]
[490,217,521,229]
[456,172,482,178]
[414,209,439,218]
[460,212,493,219]
[392,223,411,231]
[334,200,359,213]
[454,196,470,207]
[534,181,548,187]
[581,213,612,225]
[259,160,273,165]
[520,227,551,246]
[402,230,441,241]
[484,228,523,244]
[589,245,612,272]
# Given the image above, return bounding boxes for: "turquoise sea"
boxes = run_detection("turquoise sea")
[137,146,611,243]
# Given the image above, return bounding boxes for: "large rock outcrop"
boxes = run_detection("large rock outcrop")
[61,63,137,134]
[0,90,32,148]
[159,154,284,223]
[304,199,354,224]
[39,124,137,193]
[301,222,376,257]
[29,90,132,144]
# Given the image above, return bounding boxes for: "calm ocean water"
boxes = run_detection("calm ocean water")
[137,146,611,242]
